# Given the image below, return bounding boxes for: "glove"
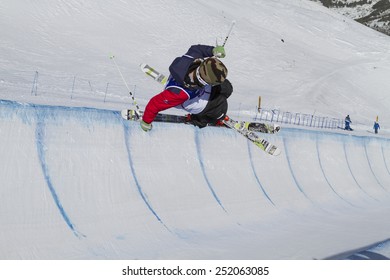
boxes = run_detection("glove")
[140,120,152,132]
[213,45,226,58]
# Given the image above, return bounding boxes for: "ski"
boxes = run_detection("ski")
[121,109,280,134]
[122,109,280,156]
[140,63,168,85]
[121,109,188,124]
[234,120,280,134]
[223,117,281,156]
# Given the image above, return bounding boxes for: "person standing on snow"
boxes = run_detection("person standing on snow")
[140,44,231,131]
[373,121,380,134]
[344,115,353,131]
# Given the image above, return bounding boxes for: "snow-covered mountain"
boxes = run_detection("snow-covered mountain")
[312,0,390,35]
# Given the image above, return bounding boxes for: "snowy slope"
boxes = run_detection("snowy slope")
[1,0,390,259]
[1,0,390,125]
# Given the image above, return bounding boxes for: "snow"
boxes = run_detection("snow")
[1,0,390,264]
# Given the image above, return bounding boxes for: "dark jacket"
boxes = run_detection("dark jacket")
[190,79,233,128]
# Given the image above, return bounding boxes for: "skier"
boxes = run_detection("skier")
[373,121,380,134]
[140,44,230,131]
[344,115,353,131]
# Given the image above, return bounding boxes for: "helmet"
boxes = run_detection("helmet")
[196,57,228,86]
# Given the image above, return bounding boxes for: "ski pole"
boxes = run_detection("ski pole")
[110,55,142,117]
[222,20,236,47]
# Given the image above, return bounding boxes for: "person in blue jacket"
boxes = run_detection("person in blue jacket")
[373,121,380,134]
[141,44,229,131]
[344,115,353,131]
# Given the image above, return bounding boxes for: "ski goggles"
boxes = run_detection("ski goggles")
[195,65,222,87]
[195,66,209,86]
